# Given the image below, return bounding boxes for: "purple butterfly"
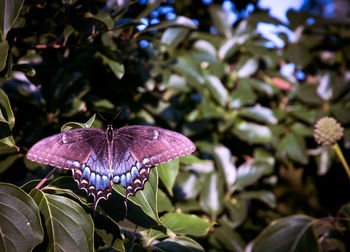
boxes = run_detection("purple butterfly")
[27,125,195,209]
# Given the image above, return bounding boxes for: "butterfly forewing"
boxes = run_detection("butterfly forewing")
[114,126,196,197]
[116,126,195,166]
[27,128,106,170]
[27,125,196,209]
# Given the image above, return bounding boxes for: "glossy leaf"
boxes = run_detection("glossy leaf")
[174,171,202,200]
[98,53,125,79]
[206,75,228,107]
[239,105,278,125]
[229,84,257,109]
[237,58,259,78]
[86,12,114,30]
[252,215,320,252]
[0,89,17,152]
[171,55,205,85]
[240,190,276,208]
[157,189,174,213]
[0,183,43,252]
[279,132,308,165]
[61,114,96,131]
[0,153,19,173]
[161,28,190,53]
[210,221,245,252]
[199,172,224,219]
[243,78,275,96]
[0,0,25,40]
[154,236,205,252]
[234,161,271,190]
[158,158,179,196]
[233,122,272,144]
[0,40,9,71]
[193,40,217,58]
[151,16,197,31]
[113,167,160,223]
[213,145,237,187]
[218,37,239,60]
[30,189,94,252]
[160,212,214,236]
[296,84,323,105]
[209,5,233,38]
[224,197,247,228]
[0,88,15,128]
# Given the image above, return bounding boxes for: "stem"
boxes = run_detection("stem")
[35,167,58,190]
[333,143,350,181]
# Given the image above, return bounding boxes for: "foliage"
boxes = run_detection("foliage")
[0,0,350,251]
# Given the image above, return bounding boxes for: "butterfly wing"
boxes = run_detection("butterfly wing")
[114,125,196,197]
[27,128,112,208]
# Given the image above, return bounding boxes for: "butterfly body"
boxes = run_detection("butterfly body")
[27,125,195,208]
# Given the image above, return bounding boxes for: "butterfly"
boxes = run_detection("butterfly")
[27,125,196,209]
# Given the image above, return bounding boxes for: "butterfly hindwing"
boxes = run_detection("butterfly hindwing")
[27,128,113,208]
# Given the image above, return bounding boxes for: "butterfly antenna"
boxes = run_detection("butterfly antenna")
[112,111,122,124]
[97,113,108,123]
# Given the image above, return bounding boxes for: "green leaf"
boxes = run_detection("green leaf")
[240,190,276,208]
[0,89,17,152]
[0,0,25,40]
[85,12,114,30]
[213,145,237,187]
[98,53,125,79]
[161,28,190,54]
[30,189,94,252]
[224,197,247,228]
[209,5,233,38]
[175,171,202,200]
[199,172,224,219]
[239,105,278,125]
[0,88,15,128]
[94,229,125,252]
[285,43,312,68]
[154,236,205,252]
[290,123,313,137]
[61,114,96,131]
[136,0,161,19]
[252,215,320,252]
[157,189,174,213]
[233,122,272,144]
[206,75,228,107]
[234,161,272,190]
[0,183,43,252]
[158,158,179,196]
[113,167,160,223]
[171,55,205,85]
[0,39,9,71]
[229,83,257,109]
[210,220,245,252]
[243,78,275,97]
[151,16,197,31]
[193,40,217,58]
[237,58,259,78]
[279,132,308,165]
[160,213,214,237]
[218,37,239,60]
[0,153,19,173]
[295,84,323,105]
